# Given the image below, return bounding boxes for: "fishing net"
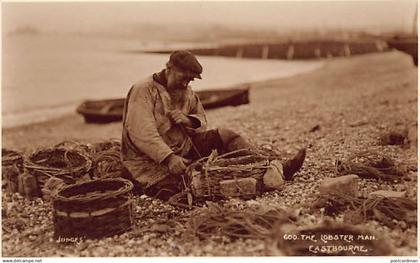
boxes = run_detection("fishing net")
[335,150,406,181]
[187,202,296,240]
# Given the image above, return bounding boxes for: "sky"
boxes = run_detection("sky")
[2,1,418,35]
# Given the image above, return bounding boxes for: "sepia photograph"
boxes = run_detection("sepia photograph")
[1,0,418,258]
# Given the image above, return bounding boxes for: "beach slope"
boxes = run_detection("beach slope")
[2,51,417,256]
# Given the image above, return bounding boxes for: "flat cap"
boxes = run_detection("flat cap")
[168,50,202,79]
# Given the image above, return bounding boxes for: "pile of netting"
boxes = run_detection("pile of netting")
[187,202,297,240]
[313,193,417,228]
[335,150,406,181]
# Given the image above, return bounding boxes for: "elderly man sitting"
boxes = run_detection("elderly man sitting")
[121,50,305,200]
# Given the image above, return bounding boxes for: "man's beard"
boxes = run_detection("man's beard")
[168,86,188,106]
[167,81,188,91]
[175,81,189,90]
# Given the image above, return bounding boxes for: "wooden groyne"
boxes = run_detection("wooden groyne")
[148,40,389,60]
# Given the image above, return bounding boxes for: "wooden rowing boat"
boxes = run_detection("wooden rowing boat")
[76,87,250,123]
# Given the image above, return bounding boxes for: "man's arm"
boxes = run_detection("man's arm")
[124,85,173,164]
[167,92,207,132]
[185,92,207,133]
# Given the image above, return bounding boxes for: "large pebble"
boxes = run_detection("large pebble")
[319,174,359,197]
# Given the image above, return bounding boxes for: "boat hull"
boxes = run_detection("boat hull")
[387,37,418,66]
[76,87,250,124]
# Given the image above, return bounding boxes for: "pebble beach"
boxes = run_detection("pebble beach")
[2,50,418,256]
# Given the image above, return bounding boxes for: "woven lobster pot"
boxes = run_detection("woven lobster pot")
[2,149,24,193]
[271,222,394,256]
[52,178,134,239]
[90,139,121,155]
[187,149,270,200]
[91,149,124,179]
[2,148,23,167]
[24,147,92,194]
[54,141,91,155]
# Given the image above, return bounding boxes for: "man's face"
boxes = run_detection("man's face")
[167,67,194,91]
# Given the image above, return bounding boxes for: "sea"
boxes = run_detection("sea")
[2,34,324,128]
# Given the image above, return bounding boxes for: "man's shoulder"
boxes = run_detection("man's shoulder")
[128,76,159,97]
[131,76,155,91]
[186,86,199,98]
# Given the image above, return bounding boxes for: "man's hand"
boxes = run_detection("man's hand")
[164,154,191,175]
[168,110,192,127]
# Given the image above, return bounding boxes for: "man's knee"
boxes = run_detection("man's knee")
[217,128,253,152]
[121,167,144,195]
[144,175,182,201]
[217,128,242,144]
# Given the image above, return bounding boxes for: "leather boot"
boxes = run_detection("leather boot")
[282,148,306,181]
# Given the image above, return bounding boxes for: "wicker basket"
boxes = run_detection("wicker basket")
[24,147,92,195]
[52,178,134,239]
[270,222,394,256]
[2,148,24,193]
[187,149,270,200]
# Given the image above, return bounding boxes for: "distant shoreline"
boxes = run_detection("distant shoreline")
[2,63,322,130]
[3,34,323,129]
[2,50,415,152]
